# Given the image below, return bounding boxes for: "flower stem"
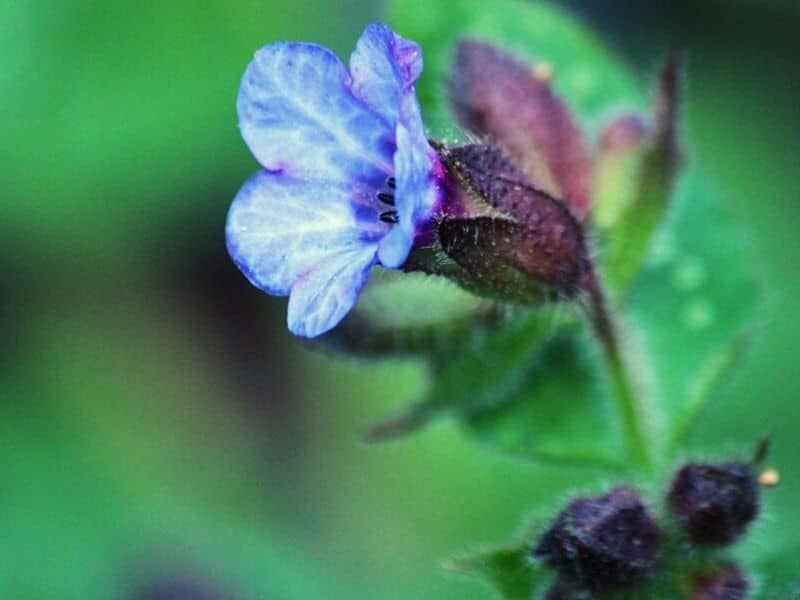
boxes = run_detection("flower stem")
[583,271,654,472]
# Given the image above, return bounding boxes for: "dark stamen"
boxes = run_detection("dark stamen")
[379,210,399,224]
[377,192,395,205]
[387,177,396,189]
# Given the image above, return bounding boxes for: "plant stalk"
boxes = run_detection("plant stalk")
[583,271,653,472]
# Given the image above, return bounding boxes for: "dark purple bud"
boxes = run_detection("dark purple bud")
[692,564,750,600]
[437,144,591,302]
[668,462,759,546]
[438,216,590,302]
[533,487,662,592]
[450,39,592,218]
[441,143,579,222]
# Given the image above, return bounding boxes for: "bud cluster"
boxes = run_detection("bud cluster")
[668,462,759,546]
[408,39,684,312]
[534,456,768,598]
[533,487,661,593]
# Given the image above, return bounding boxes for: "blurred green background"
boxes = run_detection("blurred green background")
[1,1,798,598]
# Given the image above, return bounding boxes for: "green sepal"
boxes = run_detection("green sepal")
[443,543,550,599]
[604,55,683,297]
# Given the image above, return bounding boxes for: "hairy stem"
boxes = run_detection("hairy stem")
[583,271,654,472]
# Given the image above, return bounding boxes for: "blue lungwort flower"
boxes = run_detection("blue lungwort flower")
[226,23,449,337]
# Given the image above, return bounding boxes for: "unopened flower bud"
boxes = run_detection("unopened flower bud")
[667,462,759,546]
[692,564,750,600]
[533,487,662,592]
[450,39,593,217]
[437,144,591,302]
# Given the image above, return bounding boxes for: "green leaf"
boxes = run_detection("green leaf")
[750,544,800,599]
[0,1,359,263]
[384,0,641,468]
[444,543,550,599]
[429,309,569,412]
[629,165,759,452]
[389,0,755,469]
[463,329,625,469]
[366,307,569,441]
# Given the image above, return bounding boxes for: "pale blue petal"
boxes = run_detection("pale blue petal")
[238,42,393,184]
[287,246,377,337]
[349,23,423,126]
[226,171,384,296]
[378,94,438,268]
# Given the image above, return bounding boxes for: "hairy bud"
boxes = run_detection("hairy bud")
[668,462,759,546]
[533,487,662,592]
[437,144,591,302]
[450,39,593,217]
[692,564,750,600]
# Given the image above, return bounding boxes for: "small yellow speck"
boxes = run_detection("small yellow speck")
[533,61,554,83]
[758,468,780,487]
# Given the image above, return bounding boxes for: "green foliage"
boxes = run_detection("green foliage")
[382,0,776,597]
[428,309,564,417]
[751,544,800,598]
[3,0,795,598]
[388,0,759,469]
[463,329,624,469]
[629,165,759,452]
[0,1,354,262]
[391,0,643,139]
[445,543,550,599]
[382,0,656,467]
[379,0,645,454]
[367,308,564,440]
[603,56,681,295]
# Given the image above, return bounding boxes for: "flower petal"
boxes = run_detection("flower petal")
[226,171,384,296]
[287,246,377,337]
[378,94,438,268]
[349,23,423,126]
[238,41,393,184]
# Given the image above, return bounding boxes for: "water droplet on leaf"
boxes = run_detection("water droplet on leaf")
[683,299,714,329]
[672,257,707,291]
